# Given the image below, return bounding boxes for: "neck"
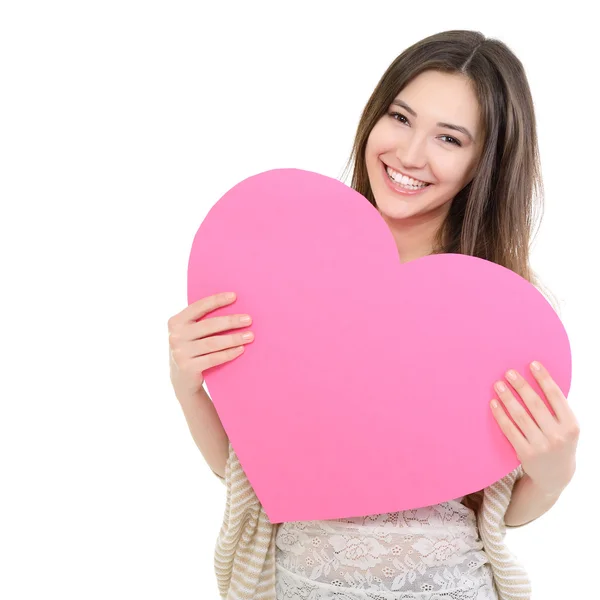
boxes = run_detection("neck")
[381,210,447,264]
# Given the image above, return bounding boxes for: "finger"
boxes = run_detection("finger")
[494,380,545,444]
[192,313,252,340]
[197,345,245,372]
[192,330,254,358]
[491,397,529,457]
[504,369,559,436]
[529,361,572,424]
[169,292,237,329]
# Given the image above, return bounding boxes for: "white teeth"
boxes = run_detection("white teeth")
[385,166,429,188]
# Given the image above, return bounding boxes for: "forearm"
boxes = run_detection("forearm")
[504,473,562,528]
[174,384,229,478]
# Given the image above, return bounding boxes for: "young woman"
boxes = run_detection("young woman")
[168,30,579,600]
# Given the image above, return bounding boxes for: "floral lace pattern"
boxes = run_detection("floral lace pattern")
[275,497,499,599]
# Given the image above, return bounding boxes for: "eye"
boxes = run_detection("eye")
[389,111,409,125]
[387,111,462,147]
[440,135,461,146]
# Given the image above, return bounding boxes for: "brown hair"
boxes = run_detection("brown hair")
[341,29,559,311]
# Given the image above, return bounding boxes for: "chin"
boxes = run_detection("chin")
[373,188,422,218]
[378,204,419,222]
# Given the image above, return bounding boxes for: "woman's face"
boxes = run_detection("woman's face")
[365,70,484,224]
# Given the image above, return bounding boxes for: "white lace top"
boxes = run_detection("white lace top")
[275,496,500,599]
[215,443,530,600]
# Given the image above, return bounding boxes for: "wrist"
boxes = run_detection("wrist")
[524,474,565,498]
[173,381,208,405]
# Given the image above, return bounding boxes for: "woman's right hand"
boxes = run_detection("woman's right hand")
[167,292,254,397]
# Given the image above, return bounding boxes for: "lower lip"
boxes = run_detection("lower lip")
[381,161,431,196]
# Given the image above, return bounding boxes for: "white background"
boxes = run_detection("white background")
[1,1,597,598]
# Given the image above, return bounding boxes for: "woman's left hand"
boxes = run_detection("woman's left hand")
[491,361,580,496]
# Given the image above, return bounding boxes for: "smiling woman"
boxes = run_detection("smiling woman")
[341,35,552,304]
[192,29,572,600]
[363,70,485,260]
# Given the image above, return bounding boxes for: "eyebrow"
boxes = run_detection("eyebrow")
[391,99,475,143]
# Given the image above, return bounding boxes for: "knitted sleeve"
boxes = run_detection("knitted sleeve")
[213,442,277,600]
[478,464,532,600]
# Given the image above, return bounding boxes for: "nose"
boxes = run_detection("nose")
[395,132,427,170]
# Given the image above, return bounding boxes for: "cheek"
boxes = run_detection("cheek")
[432,160,469,187]
[366,121,391,152]
[365,133,380,159]
[365,139,383,173]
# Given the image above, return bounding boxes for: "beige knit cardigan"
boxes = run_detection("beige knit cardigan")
[212,441,532,600]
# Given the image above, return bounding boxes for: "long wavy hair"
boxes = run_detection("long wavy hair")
[340,29,558,310]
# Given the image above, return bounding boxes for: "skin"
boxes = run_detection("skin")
[365,69,484,264]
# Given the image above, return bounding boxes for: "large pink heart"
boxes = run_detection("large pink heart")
[187,168,571,524]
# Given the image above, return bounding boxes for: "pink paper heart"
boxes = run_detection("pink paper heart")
[187,168,571,523]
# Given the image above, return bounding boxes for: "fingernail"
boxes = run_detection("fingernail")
[531,361,541,371]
